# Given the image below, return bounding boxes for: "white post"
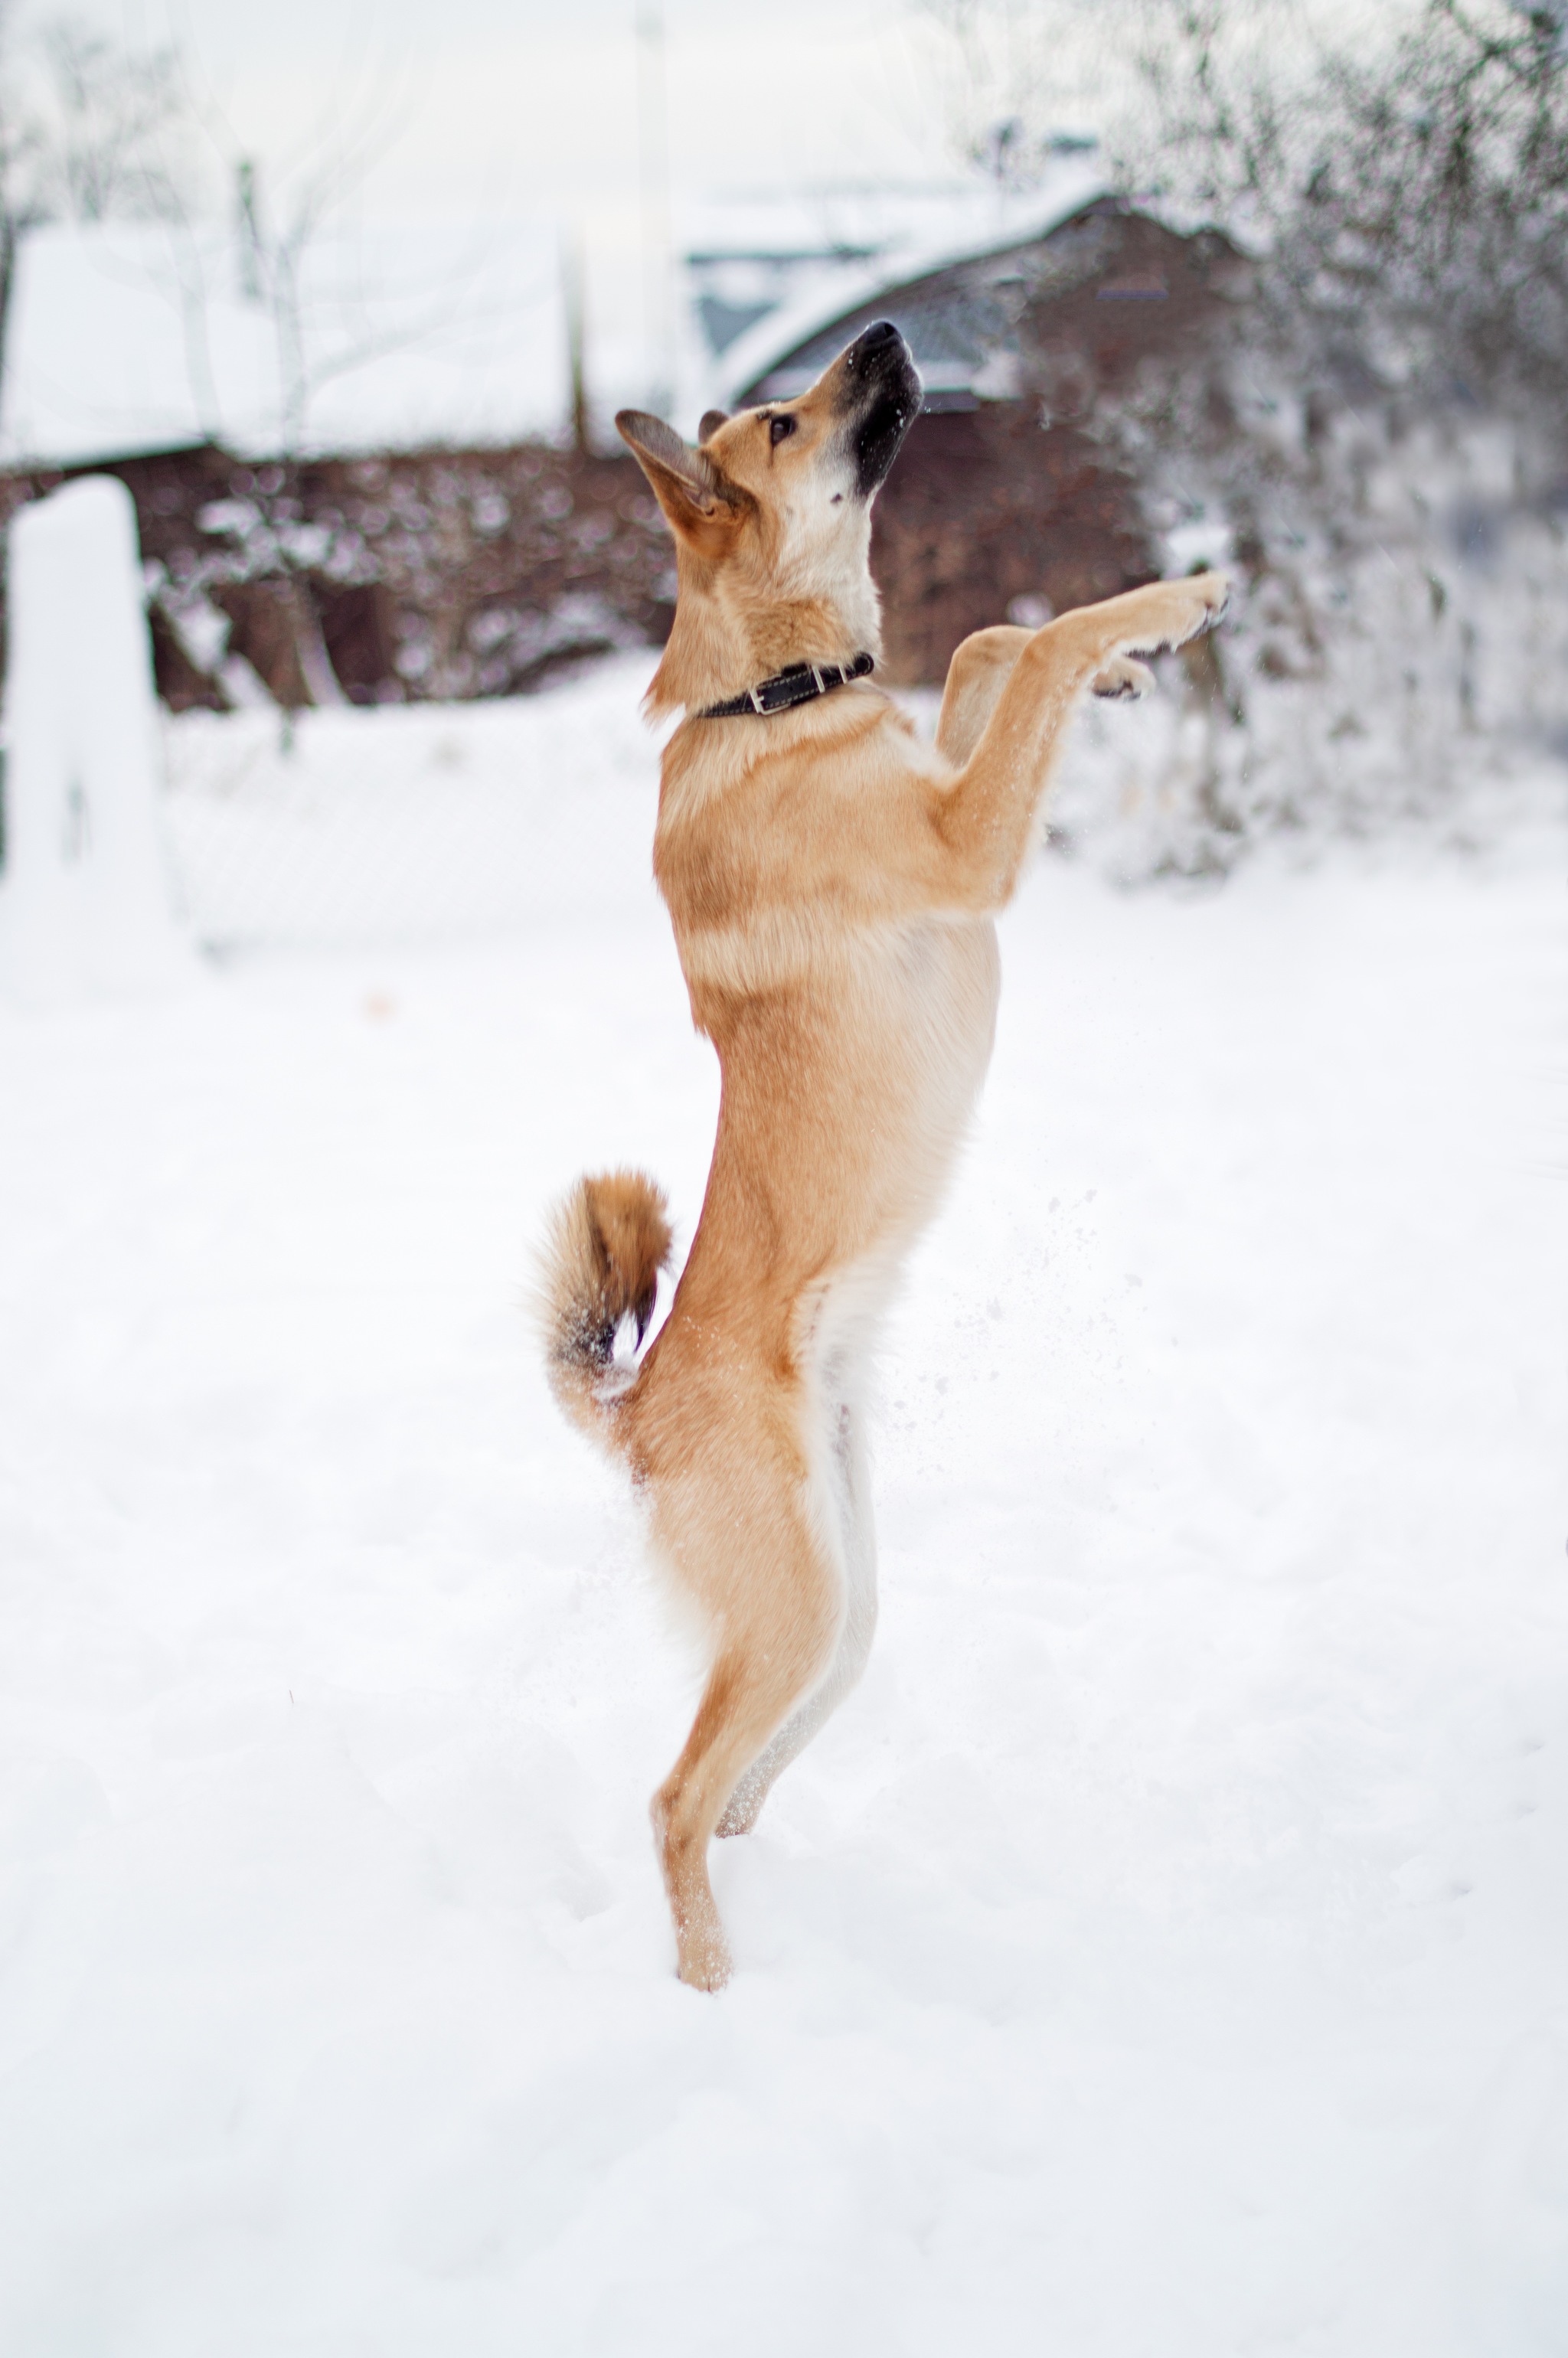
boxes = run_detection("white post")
[0,475,187,1005]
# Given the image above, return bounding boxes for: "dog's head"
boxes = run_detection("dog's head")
[617,322,921,716]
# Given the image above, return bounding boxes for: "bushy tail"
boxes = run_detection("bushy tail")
[536,1169,674,1453]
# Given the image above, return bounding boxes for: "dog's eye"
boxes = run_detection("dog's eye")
[769,414,795,446]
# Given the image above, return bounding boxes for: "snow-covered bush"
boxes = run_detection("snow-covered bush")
[974,0,1568,872]
[1049,415,1568,878]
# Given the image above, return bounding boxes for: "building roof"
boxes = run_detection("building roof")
[0,167,1114,470]
[0,219,569,470]
[687,164,1106,416]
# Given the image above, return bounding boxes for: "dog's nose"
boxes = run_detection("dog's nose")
[845,318,905,370]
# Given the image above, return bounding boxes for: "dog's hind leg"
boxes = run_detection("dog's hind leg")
[716,1390,877,1838]
[649,1457,843,1990]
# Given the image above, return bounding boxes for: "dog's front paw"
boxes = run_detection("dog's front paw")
[1188,567,1232,634]
[1091,655,1156,701]
[1122,570,1233,659]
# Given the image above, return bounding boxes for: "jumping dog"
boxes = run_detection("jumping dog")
[538,322,1230,1988]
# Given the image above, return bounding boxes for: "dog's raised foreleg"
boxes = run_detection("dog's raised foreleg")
[934,574,1230,909]
[936,624,1157,767]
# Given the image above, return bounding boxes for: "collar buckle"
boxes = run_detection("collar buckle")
[699,652,874,722]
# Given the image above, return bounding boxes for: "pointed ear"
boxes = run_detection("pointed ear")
[697,409,729,444]
[616,409,739,554]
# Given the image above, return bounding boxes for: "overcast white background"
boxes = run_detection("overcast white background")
[41,0,1425,223]
[48,0,951,217]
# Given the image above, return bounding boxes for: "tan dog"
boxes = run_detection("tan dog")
[538,323,1229,1989]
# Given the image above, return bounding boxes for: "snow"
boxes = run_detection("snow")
[0,178,1106,469]
[688,165,1106,411]
[0,220,569,467]
[0,476,189,1006]
[158,670,659,949]
[1,659,1566,2353]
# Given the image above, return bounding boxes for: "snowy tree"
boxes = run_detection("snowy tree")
[926,0,1568,867]
[0,5,47,387]
[178,68,489,707]
[1116,0,1568,446]
[0,8,189,386]
[37,17,187,225]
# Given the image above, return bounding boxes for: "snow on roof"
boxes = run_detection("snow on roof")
[0,218,569,470]
[690,162,1106,416]
[0,170,1109,470]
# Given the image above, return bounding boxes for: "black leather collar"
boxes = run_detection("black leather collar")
[698,651,874,719]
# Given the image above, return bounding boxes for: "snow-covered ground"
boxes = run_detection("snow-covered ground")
[2,661,1566,2355]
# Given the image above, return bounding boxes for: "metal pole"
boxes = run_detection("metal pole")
[635,5,675,418]
[563,222,590,453]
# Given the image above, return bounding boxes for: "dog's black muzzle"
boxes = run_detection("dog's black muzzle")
[836,321,921,500]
